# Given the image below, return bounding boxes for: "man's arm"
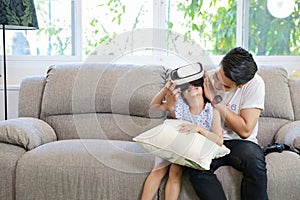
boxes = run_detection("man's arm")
[203,70,263,139]
[213,102,262,139]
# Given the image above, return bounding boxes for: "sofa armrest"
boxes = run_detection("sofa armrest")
[0,117,57,150]
[275,121,300,152]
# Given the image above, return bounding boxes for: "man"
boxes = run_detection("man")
[188,47,268,200]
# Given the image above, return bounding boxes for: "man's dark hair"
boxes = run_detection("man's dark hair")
[220,47,257,85]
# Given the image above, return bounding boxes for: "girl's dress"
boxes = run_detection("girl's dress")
[174,95,213,131]
[154,95,214,168]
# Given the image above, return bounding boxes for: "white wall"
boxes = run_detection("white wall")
[0,86,19,121]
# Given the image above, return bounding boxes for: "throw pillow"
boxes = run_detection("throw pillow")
[275,121,300,153]
[133,119,230,170]
[293,136,300,151]
[0,117,57,150]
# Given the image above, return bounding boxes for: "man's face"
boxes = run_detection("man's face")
[212,67,238,92]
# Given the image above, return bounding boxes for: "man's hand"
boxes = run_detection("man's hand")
[203,70,216,102]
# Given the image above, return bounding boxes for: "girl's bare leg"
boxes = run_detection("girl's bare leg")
[141,158,170,200]
[165,164,183,200]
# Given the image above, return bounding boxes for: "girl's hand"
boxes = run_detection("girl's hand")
[177,123,199,134]
[164,81,181,111]
[164,80,180,93]
[164,80,174,90]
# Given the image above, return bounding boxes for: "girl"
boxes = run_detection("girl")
[141,77,223,200]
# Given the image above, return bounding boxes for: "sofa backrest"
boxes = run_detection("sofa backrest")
[289,78,300,121]
[19,64,300,146]
[257,66,300,146]
[259,67,294,120]
[20,63,166,141]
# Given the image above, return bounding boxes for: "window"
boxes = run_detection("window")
[1,0,299,57]
[1,0,73,56]
[247,0,300,55]
[82,0,153,56]
[81,0,238,56]
[167,0,237,55]
[0,0,300,86]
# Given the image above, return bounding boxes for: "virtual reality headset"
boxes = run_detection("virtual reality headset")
[168,62,204,91]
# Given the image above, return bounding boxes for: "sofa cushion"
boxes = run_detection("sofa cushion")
[293,137,300,151]
[0,143,26,200]
[41,63,166,119]
[0,117,57,150]
[40,63,167,140]
[257,117,290,147]
[16,139,155,200]
[45,113,164,140]
[133,119,230,170]
[265,151,300,200]
[289,79,300,120]
[258,67,294,120]
[275,121,300,152]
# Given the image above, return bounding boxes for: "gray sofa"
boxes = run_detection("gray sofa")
[1,63,300,200]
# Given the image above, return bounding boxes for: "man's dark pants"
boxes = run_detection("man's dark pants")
[187,139,268,200]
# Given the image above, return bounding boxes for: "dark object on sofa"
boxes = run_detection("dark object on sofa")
[263,143,290,155]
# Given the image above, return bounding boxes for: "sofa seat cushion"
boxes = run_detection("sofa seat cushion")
[168,151,300,200]
[212,152,300,200]
[265,151,300,199]
[16,139,156,200]
[158,166,242,200]
[0,143,26,200]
